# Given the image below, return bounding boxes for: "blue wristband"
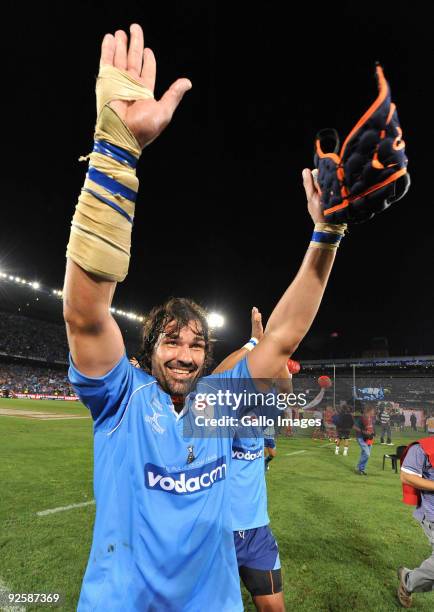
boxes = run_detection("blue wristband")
[311,231,343,246]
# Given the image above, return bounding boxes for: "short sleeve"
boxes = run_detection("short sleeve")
[68,353,137,430]
[213,356,254,387]
[402,444,426,477]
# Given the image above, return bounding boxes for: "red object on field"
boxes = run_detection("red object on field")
[318,375,332,388]
[287,359,300,374]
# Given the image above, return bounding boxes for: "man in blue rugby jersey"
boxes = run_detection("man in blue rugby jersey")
[63,23,347,611]
[214,308,292,611]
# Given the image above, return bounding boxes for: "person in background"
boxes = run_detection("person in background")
[212,307,288,611]
[324,405,337,442]
[400,411,406,432]
[380,404,394,446]
[335,405,354,456]
[354,405,375,476]
[410,412,418,432]
[426,414,434,435]
[397,437,434,607]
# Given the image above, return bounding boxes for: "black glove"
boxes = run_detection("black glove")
[313,64,410,224]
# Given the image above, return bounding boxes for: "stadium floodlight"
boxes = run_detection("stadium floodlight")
[2,265,148,324]
[208,312,225,329]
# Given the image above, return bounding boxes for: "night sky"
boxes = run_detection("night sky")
[0,1,431,361]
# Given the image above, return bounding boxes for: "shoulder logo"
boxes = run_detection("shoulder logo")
[144,400,168,434]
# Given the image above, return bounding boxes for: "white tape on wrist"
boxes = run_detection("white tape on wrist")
[243,337,259,352]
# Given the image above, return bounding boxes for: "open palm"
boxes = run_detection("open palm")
[100,24,192,149]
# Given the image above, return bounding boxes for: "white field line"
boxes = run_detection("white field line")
[285,450,307,456]
[0,577,25,612]
[37,500,95,517]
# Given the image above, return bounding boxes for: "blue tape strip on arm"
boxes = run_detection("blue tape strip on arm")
[83,188,133,224]
[311,231,342,245]
[88,167,138,202]
[93,140,138,169]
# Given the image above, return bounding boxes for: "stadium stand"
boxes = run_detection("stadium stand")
[0,271,433,409]
[0,311,69,362]
[0,273,144,398]
[0,362,72,396]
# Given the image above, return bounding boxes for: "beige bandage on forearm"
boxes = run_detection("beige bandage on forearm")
[66,65,154,281]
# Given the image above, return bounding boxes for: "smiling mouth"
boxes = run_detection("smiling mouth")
[166,366,195,377]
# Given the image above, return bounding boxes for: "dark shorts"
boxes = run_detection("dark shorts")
[337,430,350,439]
[234,525,280,570]
[264,437,276,449]
[234,526,282,596]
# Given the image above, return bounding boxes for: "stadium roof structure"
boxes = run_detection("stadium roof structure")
[301,356,434,369]
[0,270,145,324]
[0,269,225,331]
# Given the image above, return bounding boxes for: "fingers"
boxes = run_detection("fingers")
[251,306,263,342]
[302,168,315,201]
[159,78,193,124]
[127,24,144,76]
[100,34,115,67]
[141,48,157,92]
[251,306,261,322]
[251,306,259,325]
[114,30,128,70]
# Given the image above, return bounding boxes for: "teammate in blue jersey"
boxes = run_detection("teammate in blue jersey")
[63,23,347,611]
[214,308,292,611]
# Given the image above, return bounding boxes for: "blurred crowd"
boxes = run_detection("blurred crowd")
[0,311,68,362]
[0,310,139,364]
[0,362,73,396]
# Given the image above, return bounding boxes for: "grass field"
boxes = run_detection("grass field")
[0,397,433,611]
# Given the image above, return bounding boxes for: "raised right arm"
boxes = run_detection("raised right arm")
[63,25,191,377]
[63,260,123,377]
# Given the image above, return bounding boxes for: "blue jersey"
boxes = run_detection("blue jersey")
[230,421,269,531]
[69,354,256,612]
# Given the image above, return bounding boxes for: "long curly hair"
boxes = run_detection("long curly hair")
[137,297,213,374]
